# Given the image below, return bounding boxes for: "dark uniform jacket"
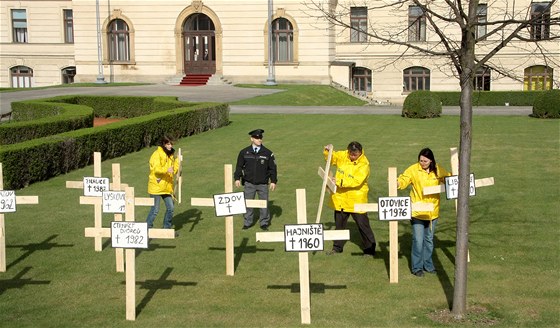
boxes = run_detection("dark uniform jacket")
[234,145,278,185]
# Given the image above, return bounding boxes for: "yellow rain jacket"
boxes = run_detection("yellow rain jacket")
[324,149,370,214]
[147,146,179,195]
[397,163,450,221]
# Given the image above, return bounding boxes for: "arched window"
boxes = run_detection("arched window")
[524,65,553,90]
[11,66,33,88]
[108,19,130,62]
[62,66,76,84]
[474,66,491,91]
[352,67,372,92]
[403,66,430,92]
[272,18,293,63]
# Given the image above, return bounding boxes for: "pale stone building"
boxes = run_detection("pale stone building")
[1,0,558,104]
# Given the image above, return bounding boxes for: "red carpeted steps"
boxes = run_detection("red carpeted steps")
[179,74,212,86]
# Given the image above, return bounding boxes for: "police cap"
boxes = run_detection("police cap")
[248,129,265,138]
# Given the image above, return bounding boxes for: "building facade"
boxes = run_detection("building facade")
[1,0,558,104]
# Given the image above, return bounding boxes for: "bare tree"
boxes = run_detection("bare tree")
[305,0,559,319]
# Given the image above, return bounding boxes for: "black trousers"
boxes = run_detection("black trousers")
[332,210,376,253]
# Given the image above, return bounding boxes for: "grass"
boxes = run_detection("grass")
[1,113,558,327]
[231,84,367,106]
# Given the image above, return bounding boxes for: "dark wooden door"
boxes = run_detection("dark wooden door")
[183,31,215,74]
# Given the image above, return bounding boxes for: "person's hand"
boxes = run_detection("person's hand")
[235,180,241,188]
[269,183,276,191]
[324,144,333,151]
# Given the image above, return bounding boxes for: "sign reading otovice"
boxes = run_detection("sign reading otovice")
[213,192,247,216]
[284,224,324,252]
[111,221,149,249]
[445,174,476,199]
[378,197,412,221]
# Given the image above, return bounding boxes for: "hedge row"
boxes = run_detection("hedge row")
[0,96,229,189]
[431,91,545,106]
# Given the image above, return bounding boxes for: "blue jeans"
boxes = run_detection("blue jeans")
[146,194,174,229]
[410,218,437,273]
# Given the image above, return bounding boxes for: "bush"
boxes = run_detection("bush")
[432,91,544,106]
[532,89,560,118]
[402,91,442,118]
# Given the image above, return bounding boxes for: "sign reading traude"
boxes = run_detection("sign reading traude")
[378,196,411,221]
[83,177,110,197]
[0,190,16,213]
[445,174,476,199]
[284,224,324,252]
[111,221,149,249]
[213,192,247,217]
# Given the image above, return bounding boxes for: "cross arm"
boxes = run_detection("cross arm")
[317,167,337,193]
[85,227,175,239]
[15,196,39,204]
[423,177,495,196]
[191,197,267,208]
[256,230,350,243]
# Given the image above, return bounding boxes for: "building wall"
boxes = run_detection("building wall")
[0,0,558,104]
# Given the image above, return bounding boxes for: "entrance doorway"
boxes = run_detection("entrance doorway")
[183,14,215,75]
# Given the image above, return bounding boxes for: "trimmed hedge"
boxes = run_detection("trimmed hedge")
[0,96,229,189]
[532,89,560,118]
[402,91,442,118]
[432,90,547,106]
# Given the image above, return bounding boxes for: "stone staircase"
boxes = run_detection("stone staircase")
[179,74,212,86]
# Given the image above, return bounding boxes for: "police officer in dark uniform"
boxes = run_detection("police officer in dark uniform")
[234,129,277,231]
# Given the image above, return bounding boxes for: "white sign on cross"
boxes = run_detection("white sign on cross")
[354,167,434,284]
[256,189,350,325]
[84,186,175,321]
[191,164,266,276]
[422,147,495,261]
[0,163,40,272]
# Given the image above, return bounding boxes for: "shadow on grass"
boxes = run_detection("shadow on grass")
[134,267,197,317]
[6,235,73,270]
[208,237,275,273]
[173,208,204,233]
[0,266,50,295]
[268,282,347,294]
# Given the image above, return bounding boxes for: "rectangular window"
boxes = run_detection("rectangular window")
[350,7,368,43]
[11,9,28,43]
[530,2,551,40]
[408,6,426,42]
[476,4,487,40]
[63,9,74,43]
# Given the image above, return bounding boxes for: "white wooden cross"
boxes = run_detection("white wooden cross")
[316,147,336,223]
[190,164,266,276]
[84,186,175,321]
[173,148,183,204]
[423,147,495,261]
[0,163,40,272]
[354,167,434,284]
[256,189,350,325]
[82,171,154,272]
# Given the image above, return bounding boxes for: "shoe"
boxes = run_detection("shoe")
[413,271,424,277]
[363,245,376,256]
[242,225,250,230]
[326,249,341,255]
[260,225,269,231]
[174,231,179,237]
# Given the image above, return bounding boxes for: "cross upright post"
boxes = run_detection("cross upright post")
[256,189,350,325]
[0,163,39,272]
[190,164,266,276]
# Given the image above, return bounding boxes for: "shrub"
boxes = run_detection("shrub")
[532,89,560,118]
[402,91,442,118]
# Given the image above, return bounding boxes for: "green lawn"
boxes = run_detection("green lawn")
[1,114,559,327]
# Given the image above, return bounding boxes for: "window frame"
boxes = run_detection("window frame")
[474,66,491,91]
[403,66,431,92]
[10,66,33,88]
[530,2,551,40]
[476,4,488,41]
[524,65,553,90]
[108,19,130,62]
[272,18,294,63]
[352,67,372,92]
[350,7,368,43]
[408,6,426,42]
[11,9,28,43]
[63,9,74,43]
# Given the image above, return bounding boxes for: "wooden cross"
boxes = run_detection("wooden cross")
[0,163,39,272]
[354,167,434,284]
[316,147,336,223]
[190,164,266,276]
[422,147,495,261]
[256,189,350,325]
[173,148,183,203]
[84,186,175,321]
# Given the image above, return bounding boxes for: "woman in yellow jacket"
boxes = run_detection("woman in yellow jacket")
[397,148,450,277]
[146,136,180,229]
[324,142,376,256]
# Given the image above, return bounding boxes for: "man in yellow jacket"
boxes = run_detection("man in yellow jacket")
[146,136,180,230]
[324,142,376,256]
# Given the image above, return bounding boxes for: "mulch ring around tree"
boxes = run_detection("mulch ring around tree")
[93,117,124,127]
[427,305,500,326]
